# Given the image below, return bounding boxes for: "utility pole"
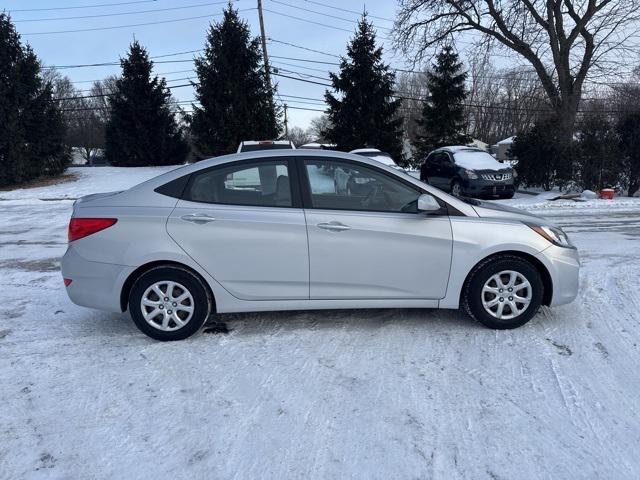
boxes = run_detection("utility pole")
[257,0,271,89]
[284,103,289,138]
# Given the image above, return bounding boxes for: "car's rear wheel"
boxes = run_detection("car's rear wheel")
[129,266,212,341]
[462,255,544,329]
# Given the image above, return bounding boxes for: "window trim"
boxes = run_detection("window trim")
[297,156,445,215]
[181,157,303,209]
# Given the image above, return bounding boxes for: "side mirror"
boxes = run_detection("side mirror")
[417,194,441,212]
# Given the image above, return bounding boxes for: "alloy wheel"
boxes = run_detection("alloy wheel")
[481,270,532,320]
[140,281,194,331]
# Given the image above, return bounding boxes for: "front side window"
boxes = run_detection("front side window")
[185,160,292,207]
[304,159,420,213]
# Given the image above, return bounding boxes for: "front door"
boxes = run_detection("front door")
[302,158,453,300]
[167,158,308,300]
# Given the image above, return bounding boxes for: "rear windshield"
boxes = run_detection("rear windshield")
[453,150,506,170]
[240,144,293,152]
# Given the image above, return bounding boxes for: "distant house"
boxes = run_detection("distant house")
[495,136,516,162]
[467,138,490,151]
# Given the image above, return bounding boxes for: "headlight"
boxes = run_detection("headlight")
[464,169,478,179]
[525,223,575,249]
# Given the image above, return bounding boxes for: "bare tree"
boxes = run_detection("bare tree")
[395,0,640,140]
[395,70,429,145]
[307,115,333,142]
[467,60,548,143]
[287,126,314,146]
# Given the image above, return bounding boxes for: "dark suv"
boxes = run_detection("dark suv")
[421,146,516,199]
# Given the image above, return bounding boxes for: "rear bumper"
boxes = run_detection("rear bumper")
[61,246,134,312]
[536,245,580,307]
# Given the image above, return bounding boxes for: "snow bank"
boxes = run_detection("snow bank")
[0,166,179,202]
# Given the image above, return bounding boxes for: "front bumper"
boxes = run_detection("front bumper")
[536,245,580,307]
[462,178,515,197]
[61,246,134,312]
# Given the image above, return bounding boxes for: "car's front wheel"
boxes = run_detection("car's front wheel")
[451,180,463,197]
[462,255,544,329]
[129,266,212,341]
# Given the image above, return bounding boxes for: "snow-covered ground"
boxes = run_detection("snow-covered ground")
[1,167,640,479]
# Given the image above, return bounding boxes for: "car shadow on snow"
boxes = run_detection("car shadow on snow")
[209,308,481,338]
[85,308,483,341]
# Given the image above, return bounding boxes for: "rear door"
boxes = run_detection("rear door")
[167,158,309,300]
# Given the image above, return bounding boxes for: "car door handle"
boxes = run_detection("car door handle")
[180,213,216,224]
[317,222,351,232]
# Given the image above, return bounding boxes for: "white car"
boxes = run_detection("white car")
[237,140,295,153]
[349,148,402,170]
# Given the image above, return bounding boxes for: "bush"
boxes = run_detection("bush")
[574,114,622,191]
[618,111,640,197]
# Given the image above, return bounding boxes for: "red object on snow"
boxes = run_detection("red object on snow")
[599,189,615,200]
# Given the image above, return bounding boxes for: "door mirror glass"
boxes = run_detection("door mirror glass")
[417,194,441,212]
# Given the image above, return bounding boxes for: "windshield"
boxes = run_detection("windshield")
[453,150,507,170]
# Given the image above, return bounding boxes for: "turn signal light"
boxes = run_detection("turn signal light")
[68,218,117,242]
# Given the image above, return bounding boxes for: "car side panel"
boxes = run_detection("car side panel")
[439,217,553,309]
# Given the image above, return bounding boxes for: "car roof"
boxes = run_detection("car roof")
[240,140,293,145]
[350,148,383,154]
[433,146,485,154]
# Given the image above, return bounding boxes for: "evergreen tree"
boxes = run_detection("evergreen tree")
[413,46,470,160]
[105,41,188,166]
[0,14,69,187]
[324,15,403,159]
[190,5,280,158]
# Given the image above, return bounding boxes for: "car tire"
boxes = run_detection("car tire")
[451,180,463,197]
[462,255,544,329]
[128,266,212,341]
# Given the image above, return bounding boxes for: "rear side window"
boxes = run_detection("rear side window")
[154,174,191,198]
[184,160,292,207]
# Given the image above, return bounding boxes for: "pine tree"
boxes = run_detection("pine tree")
[413,46,470,160]
[0,14,69,187]
[105,41,189,166]
[190,5,280,158]
[324,15,403,159]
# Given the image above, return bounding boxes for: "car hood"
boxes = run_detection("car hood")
[471,200,554,225]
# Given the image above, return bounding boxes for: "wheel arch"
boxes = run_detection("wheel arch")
[460,250,553,306]
[120,260,216,313]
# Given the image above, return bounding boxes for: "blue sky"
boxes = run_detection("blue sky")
[5,0,407,129]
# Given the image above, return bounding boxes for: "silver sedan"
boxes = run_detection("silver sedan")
[61,150,579,341]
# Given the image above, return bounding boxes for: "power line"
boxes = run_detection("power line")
[301,0,394,23]
[268,0,391,32]
[272,72,332,87]
[22,9,255,35]
[270,55,338,65]
[263,8,354,33]
[13,1,234,22]
[268,38,340,58]
[7,0,158,12]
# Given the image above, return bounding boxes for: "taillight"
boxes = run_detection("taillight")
[68,218,117,242]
